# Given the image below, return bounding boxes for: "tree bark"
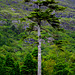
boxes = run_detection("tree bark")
[38,23,41,75]
[38,1,41,75]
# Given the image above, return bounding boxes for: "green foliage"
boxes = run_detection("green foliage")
[0,54,15,75]
[27,0,65,29]
[14,62,21,75]
[0,33,7,46]
[0,0,75,75]
[32,47,38,59]
[21,53,37,75]
[69,63,75,75]
[5,54,15,67]
[42,59,56,75]
[53,62,69,75]
[70,54,75,63]
[0,53,21,75]
[26,22,36,32]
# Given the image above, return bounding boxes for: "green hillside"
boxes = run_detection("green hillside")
[55,0,75,30]
[0,0,75,30]
[0,0,75,75]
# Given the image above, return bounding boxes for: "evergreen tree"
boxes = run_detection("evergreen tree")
[21,53,37,75]
[24,0,65,75]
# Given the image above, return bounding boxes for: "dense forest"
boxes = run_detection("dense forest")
[0,0,75,75]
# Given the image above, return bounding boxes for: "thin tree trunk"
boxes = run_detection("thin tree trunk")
[38,1,41,75]
[38,24,41,75]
